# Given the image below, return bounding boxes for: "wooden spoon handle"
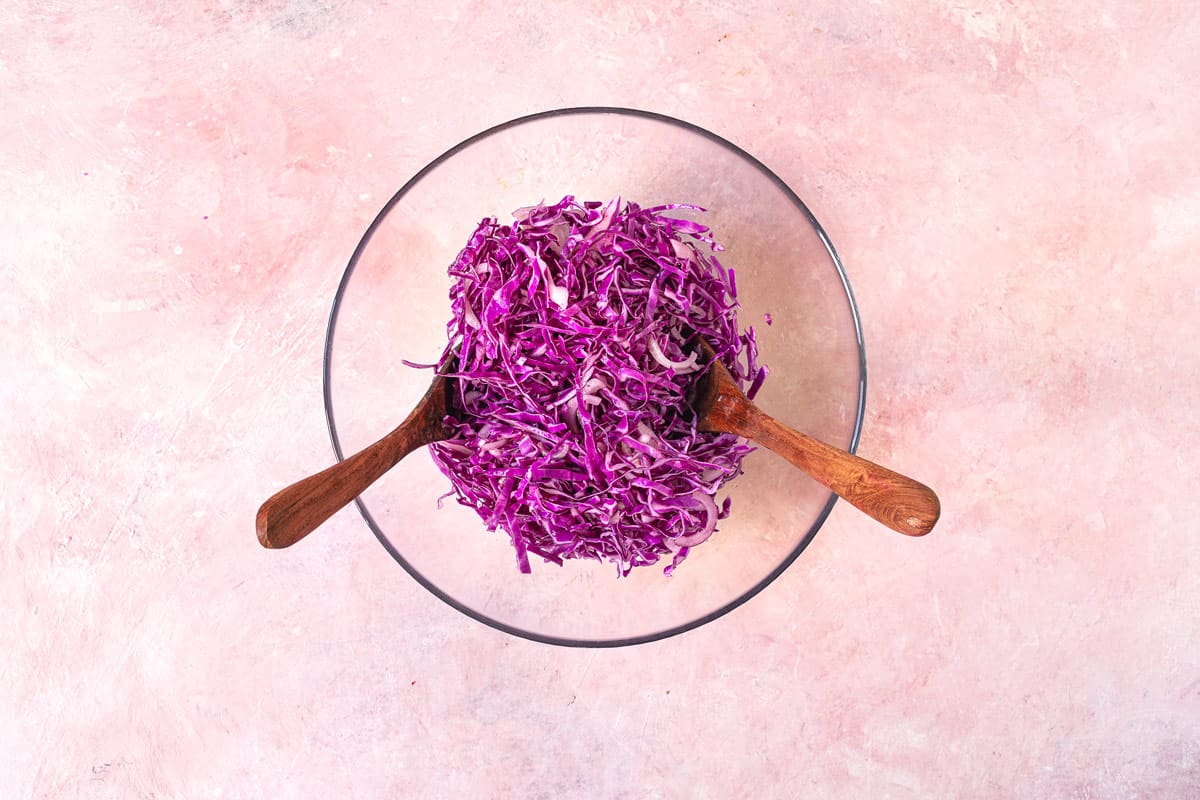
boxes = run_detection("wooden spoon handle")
[256,418,438,550]
[740,406,940,536]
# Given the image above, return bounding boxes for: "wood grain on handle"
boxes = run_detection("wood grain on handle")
[726,401,939,536]
[256,377,451,549]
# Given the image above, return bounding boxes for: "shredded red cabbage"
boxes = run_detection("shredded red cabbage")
[426,196,767,576]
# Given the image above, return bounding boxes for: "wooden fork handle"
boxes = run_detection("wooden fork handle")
[256,417,440,550]
[739,406,940,536]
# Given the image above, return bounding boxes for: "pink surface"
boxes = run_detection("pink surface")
[3,2,1198,797]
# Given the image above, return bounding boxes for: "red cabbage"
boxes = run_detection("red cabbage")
[426,196,767,576]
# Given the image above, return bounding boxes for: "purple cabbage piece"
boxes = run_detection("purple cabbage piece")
[426,196,768,576]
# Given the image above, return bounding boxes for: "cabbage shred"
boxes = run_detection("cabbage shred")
[429,196,767,576]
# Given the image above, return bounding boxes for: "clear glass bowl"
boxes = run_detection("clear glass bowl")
[325,107,865,647]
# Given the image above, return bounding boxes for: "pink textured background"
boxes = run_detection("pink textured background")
[4,2,1198,797]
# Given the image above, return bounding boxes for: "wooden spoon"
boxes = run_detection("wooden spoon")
[256,374,454,549]
[258,344,938,548]
[691,341,940,536]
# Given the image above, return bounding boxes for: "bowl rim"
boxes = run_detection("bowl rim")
[322,106,867,648]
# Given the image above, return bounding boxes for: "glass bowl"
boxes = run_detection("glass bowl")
[325,107,864,647]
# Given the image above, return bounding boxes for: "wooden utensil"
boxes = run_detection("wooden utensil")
[258,343,939,548]
[256,374,454,549]
[691,341,940,536]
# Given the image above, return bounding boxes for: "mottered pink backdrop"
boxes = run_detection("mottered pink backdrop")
[3,2,1198,797]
